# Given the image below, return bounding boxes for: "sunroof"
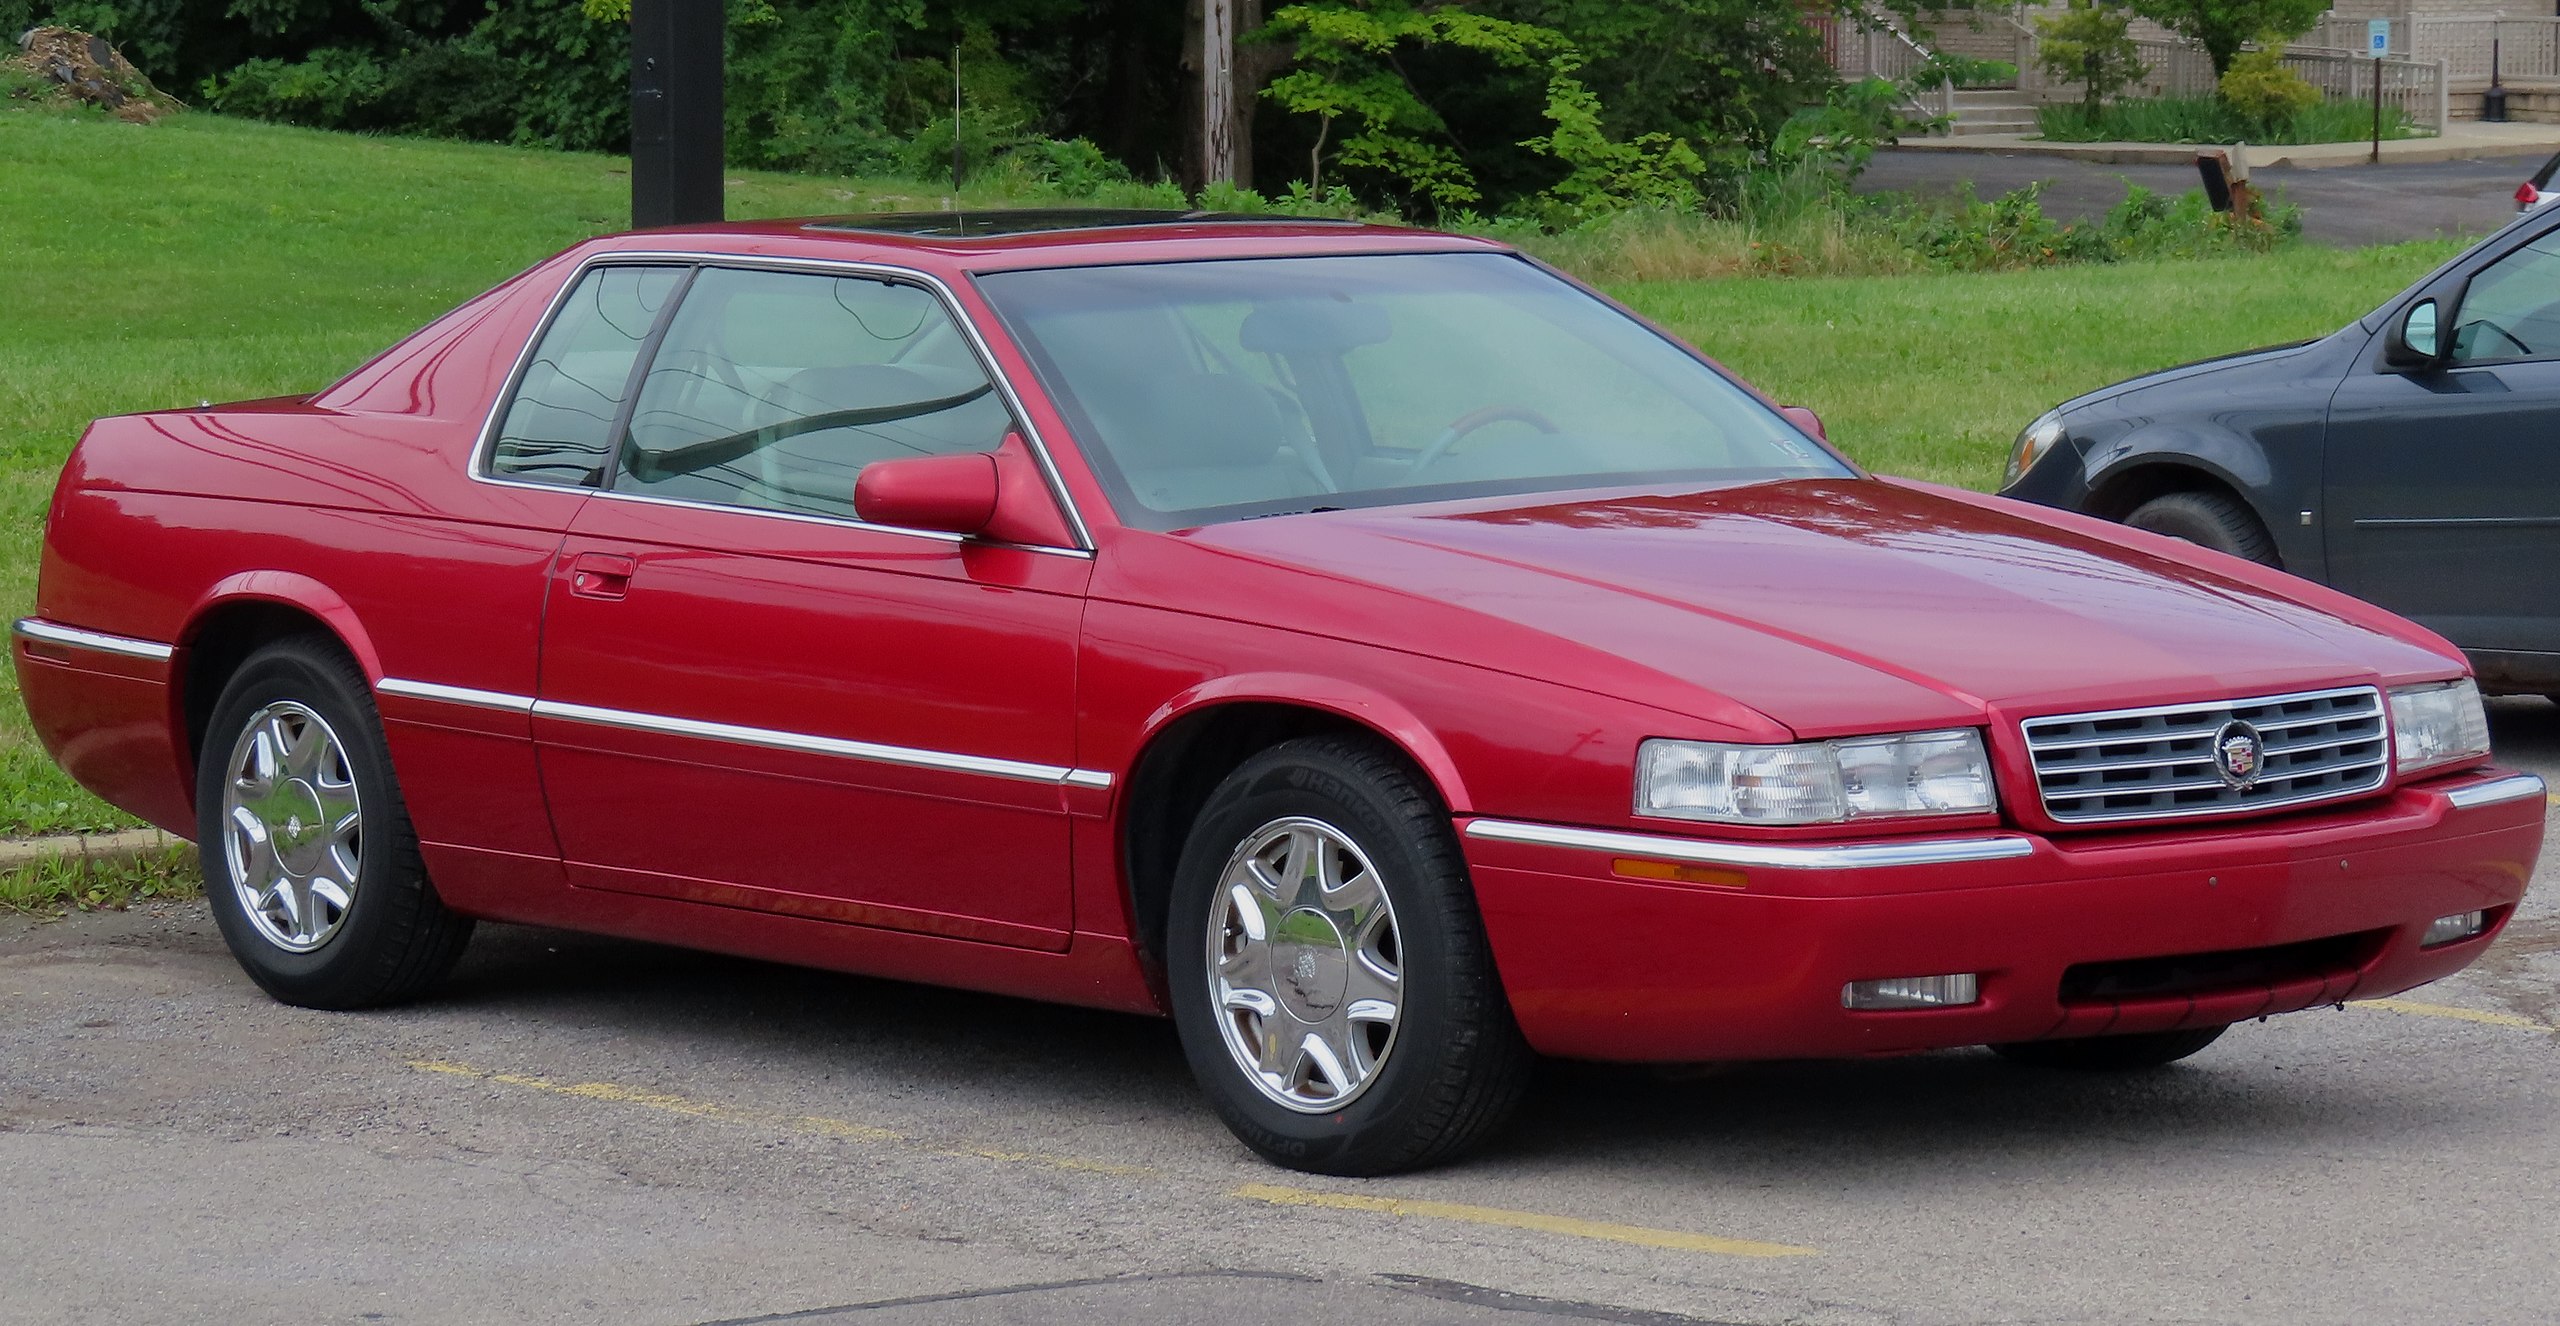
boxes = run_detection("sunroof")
[804,209,1369,238]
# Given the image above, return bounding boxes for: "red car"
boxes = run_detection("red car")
[15,212,2544,1175]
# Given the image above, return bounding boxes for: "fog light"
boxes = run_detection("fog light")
[2421,911,2488,947]
[1842,974,1979,1010]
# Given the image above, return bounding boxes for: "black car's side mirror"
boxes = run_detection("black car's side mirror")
[2383,297,2450,373]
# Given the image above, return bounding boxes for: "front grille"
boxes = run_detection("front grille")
[2023,685,2388,824]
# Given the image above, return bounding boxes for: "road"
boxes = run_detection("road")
[6,706,2556,1326]
[1856,151,2534,246]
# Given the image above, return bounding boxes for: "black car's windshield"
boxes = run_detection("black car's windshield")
[976,252,1851,529]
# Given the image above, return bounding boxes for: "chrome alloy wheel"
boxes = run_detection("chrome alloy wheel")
[1206,816,1404,1113]
[221,700,363,954]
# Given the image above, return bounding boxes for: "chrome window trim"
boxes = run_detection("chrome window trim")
[13,618,176,662]
[2442,773,2547,809]
[577,485,1092,560]
[467,249,1096,555]
[1463,818,2036,870]
[374,678,538,713]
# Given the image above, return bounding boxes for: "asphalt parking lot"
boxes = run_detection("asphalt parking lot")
[6,700,2555,1326]
[1856,151,2533,246]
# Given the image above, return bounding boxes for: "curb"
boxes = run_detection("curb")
[0,828,192,870]
[1893,137,2560,168]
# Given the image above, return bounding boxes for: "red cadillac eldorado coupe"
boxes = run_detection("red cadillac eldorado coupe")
[15,212,2544,1175]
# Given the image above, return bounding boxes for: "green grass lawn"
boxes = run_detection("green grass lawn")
[0,107,2469,837]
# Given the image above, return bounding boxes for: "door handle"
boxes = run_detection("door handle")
[567,552,635,601]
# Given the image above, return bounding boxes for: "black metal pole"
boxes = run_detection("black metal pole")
[631,0,724,228]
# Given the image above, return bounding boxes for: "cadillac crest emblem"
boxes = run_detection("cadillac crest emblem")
[2213,719,2265,791]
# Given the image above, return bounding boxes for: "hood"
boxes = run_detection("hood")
[1184,478,2458,738]
[2057,336,2325,416]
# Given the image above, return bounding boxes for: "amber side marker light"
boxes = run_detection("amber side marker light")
[1611,858,1749,889]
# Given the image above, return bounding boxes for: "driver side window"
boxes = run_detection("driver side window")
[2450,232,2560,365]
[615,267,1012,519]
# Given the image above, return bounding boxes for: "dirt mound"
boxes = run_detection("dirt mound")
[6,26,182,123]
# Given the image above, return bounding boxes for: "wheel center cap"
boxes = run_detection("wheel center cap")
[1270,907,1349,1021]
[272,780,326,872]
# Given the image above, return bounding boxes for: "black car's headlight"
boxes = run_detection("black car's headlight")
[2003,410,2066,488]
[1635,730,1997,826]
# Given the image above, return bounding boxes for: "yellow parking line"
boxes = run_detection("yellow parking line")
[412,1059,1813,1257]
[1231,1182,1817,1258]
[2351,999,2555,1033]
[408,1059,1151,1176]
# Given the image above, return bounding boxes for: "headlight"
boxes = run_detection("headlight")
[2003,410,2066,488]
[2389,680,2490,776]
[1636,729,1997,826]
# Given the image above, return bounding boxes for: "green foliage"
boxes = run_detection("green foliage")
[2129,0,2328,76]
[2036,0,2147,121]
[1479,0,1835,155]
[2218,46,2319,130]
[1913,53,2018,91]
[2036,93,2416,144]
[1879,180,2293,271]
[1261,1,1707,221]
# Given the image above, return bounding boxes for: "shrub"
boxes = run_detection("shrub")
[2219,47,2320,131]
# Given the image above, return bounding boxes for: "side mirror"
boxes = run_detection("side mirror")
[2385,297,2448,372]
[1779,405,1827,441]
[854,453,998,536]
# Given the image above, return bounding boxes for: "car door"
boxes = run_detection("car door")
[532,261,1096,951]
[2324,226,2560,659]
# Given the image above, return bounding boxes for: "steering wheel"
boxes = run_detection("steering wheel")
[1408,403,1560,475]
[2458,320,2532,359]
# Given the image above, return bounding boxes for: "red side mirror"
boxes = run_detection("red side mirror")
[853,453,999,536]
[1779,405,1826,441]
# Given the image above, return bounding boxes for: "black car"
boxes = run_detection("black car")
[2000,205,2560,698]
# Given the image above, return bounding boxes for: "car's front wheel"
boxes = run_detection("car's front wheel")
[195,636,473,1009]
[1167,736,1530,1175]
[2123,491,2278,566]
[1990,1025,2228,1070]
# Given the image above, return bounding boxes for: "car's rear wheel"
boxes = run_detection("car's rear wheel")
[2123,491,2278,566]
[1167,736,1530,1175]
[196,636,472,1009]
[1990,1025,2228,1070]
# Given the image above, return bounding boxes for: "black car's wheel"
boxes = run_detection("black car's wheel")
[1990,1025,2228,1070]
[1167,735,1531,1175]
[195,636,473,1010]
[2123,491,2278,566]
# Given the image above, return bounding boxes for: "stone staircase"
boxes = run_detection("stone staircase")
[1947,88,2041,136]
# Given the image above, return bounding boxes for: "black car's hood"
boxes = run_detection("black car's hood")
[2054,336,2327,416]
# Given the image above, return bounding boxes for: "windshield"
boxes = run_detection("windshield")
[975,252,1852,529]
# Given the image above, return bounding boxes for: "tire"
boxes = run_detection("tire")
[2123,491,2279,566]
[1990,1024,2228,1071]
[1167,735,1531,1175]
[195,635,472,1009]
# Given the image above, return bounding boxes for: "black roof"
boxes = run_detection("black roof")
[803,208,1369,239]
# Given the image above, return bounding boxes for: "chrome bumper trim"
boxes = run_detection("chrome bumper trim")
[1463,818,2037,870]
[12,617,176,662]
[2442,773,2548,810]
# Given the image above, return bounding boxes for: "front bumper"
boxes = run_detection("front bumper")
[1462,770,2544,1062]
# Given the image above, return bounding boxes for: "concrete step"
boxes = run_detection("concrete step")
[1948,114,2042,136]
[1950,87,2027,107]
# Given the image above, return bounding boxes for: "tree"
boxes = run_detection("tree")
[2129,0,2326,77]
[2035,0,2146,123]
